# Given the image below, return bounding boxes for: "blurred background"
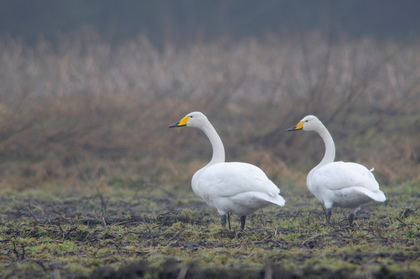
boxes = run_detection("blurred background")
[1,0,419,45]
[0,0,419,192]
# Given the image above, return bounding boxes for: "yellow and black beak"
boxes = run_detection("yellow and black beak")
[169,115,190,128]
[287,121,304,132]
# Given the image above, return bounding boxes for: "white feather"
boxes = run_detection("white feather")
[193,162,285,216]
[309,161,386,208]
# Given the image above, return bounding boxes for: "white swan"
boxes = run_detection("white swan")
[169,111,285,229]
[288,115,386,225]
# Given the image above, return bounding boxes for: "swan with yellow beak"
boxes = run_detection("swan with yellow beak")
[288,115,386,225]
[170,111,285,229]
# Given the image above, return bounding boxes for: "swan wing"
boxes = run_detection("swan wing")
[193,162,283,204]
[309,162,386,205]
[311,161,381,193]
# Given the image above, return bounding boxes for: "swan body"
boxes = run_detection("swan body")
[192,162,284,216]
[288,115,386,224]
[170,111,285,229]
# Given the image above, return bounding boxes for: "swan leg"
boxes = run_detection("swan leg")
[221,214,227,228]
[227,212,231,230]
[348,207,360,225]
[348,213,355,225]
[326,208,332,223]
[240,216,246,230]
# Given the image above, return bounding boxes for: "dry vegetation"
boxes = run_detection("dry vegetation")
[0,30,419,278]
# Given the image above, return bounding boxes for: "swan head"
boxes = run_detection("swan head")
[169,111,208,129]
[287,115,322,132]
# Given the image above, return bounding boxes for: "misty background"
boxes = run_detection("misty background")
[0,0,418,189]
[0,0,419,46]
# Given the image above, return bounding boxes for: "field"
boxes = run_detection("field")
[0,31,419,278]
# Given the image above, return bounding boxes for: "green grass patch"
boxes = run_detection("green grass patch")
[0,183,418,278]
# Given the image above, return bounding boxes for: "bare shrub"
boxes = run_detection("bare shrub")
[0,30,418,188]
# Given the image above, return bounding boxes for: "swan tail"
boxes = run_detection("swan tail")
[251,192,286,207]
[353,187,386,202]
[267,193,286,207]
[373,190,386,202]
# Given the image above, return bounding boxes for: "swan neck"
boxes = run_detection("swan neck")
[201,121,225,166]
[308,125,336,182]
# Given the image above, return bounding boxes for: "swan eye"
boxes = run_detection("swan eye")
[190,116,193,118]
[305,120,308,122]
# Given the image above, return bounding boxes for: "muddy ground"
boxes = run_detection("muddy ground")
[0,191,419,279]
